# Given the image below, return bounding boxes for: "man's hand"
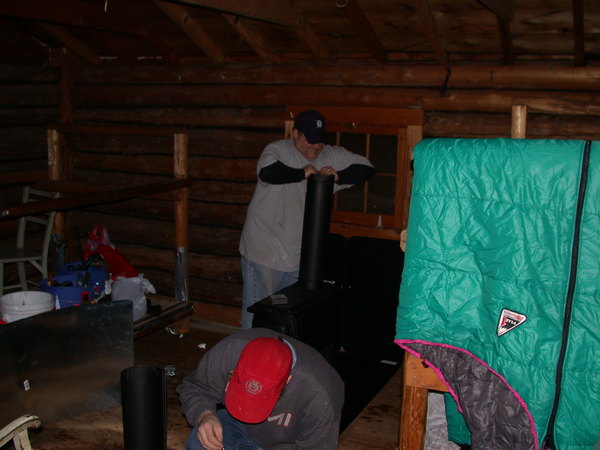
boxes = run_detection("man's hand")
[320,166,339,182]
[196,410,223,450]
[303,164,318,179]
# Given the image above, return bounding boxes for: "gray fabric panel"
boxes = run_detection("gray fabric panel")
[407,343,535,450]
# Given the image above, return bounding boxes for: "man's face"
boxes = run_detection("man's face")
[292,129,324,161]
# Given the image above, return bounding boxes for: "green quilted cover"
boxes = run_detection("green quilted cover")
[395,138,599,449]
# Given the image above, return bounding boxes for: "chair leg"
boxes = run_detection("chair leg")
[16,262,27,291]
[13,429,34,450]
[0,414,41,449]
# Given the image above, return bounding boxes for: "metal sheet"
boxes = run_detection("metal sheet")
[0,300,133,425]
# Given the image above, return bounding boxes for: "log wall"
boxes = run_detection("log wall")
[2,61,600,327]
[0,64,60,255]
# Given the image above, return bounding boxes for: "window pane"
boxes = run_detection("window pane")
[325,131,337,145]
[339,133,367,156]
[370,135,397,174]
[336,184,365,212]
[367,175,395,215]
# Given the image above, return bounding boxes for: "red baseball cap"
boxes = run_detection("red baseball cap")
[225,337,293,423]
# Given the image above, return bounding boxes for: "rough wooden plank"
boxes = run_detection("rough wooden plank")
[339,366,402,449]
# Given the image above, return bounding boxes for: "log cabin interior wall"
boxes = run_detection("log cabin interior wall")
[1,0,600,327]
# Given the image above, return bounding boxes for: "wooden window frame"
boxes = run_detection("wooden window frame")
[286,105,423,241]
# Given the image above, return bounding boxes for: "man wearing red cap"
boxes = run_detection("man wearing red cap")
[239,109,375,329]
[177,327,344,449]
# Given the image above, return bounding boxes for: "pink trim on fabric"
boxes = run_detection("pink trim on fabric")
[394,338,539,449]
[398,344,463,412]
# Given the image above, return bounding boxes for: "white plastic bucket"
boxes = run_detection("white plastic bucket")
[0,291,54,323]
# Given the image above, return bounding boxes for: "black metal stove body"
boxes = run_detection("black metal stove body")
[249,173,341,354]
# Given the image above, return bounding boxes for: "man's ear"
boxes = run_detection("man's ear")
[291,128,300,139]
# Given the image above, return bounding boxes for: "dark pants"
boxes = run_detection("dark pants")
[185,408,262,450]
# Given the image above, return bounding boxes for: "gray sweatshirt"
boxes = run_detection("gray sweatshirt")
[239,138,374,272]
[177,328,345,449]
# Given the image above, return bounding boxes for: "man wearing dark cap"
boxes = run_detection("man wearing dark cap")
[239,109,375,328]
[177,327,344,449]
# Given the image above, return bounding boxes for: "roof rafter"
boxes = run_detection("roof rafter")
[572,0,585,66]
[103,34,140,64]
[155,0,228,63]
[0,0,146,36]
[476,0,514,21]
[337,0,387,63]
[170,0,298,26]
[38,23,102,65]
[113,0,180,65]
[495,15,514,65]
[413,0,448,65]
[222,14,282,64]
[293,16,330,60]
[476,0,514,64]
[173,0,328,60]
[0,18,48,64]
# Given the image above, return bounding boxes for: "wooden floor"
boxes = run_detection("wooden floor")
[23,319,401,449]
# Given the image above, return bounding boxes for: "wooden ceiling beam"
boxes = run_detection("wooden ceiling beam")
[222,14,282,64]
[413,0,447,65]
[0,0,146,36]
[112,0,180,65]
[38,23,102,65]
[172,0,328,60]
[496,15,514,65]
[103,35,140,65]
[476,0,515,64]
[572,0,585,66]
[0,18,48,64]
[293,17,330,61]
[476,0,514,21]
[155,1,228,64]
[75,63,600,91]
[337,0,387,63]
[170,0,298,26]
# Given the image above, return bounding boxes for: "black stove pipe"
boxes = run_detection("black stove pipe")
[298,173,334,290]
[121,365,166,450]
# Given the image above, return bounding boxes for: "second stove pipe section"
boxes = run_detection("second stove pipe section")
[299,173,334,290]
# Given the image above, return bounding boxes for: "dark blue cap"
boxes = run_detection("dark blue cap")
[293,110,327,144]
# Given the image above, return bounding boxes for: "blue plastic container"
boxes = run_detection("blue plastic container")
[40,262,108,309]
[59,261,108,288]
[40,274,89,308]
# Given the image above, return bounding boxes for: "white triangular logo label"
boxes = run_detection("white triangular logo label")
[497,308,527,336]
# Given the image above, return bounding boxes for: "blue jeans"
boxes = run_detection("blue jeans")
[240,256,298,329]
[186,409,262,450]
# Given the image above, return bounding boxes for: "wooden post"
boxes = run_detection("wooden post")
[47,128,65,238]
[399,353,449,449]
[173,132,189,304]
[511,104,528,139]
